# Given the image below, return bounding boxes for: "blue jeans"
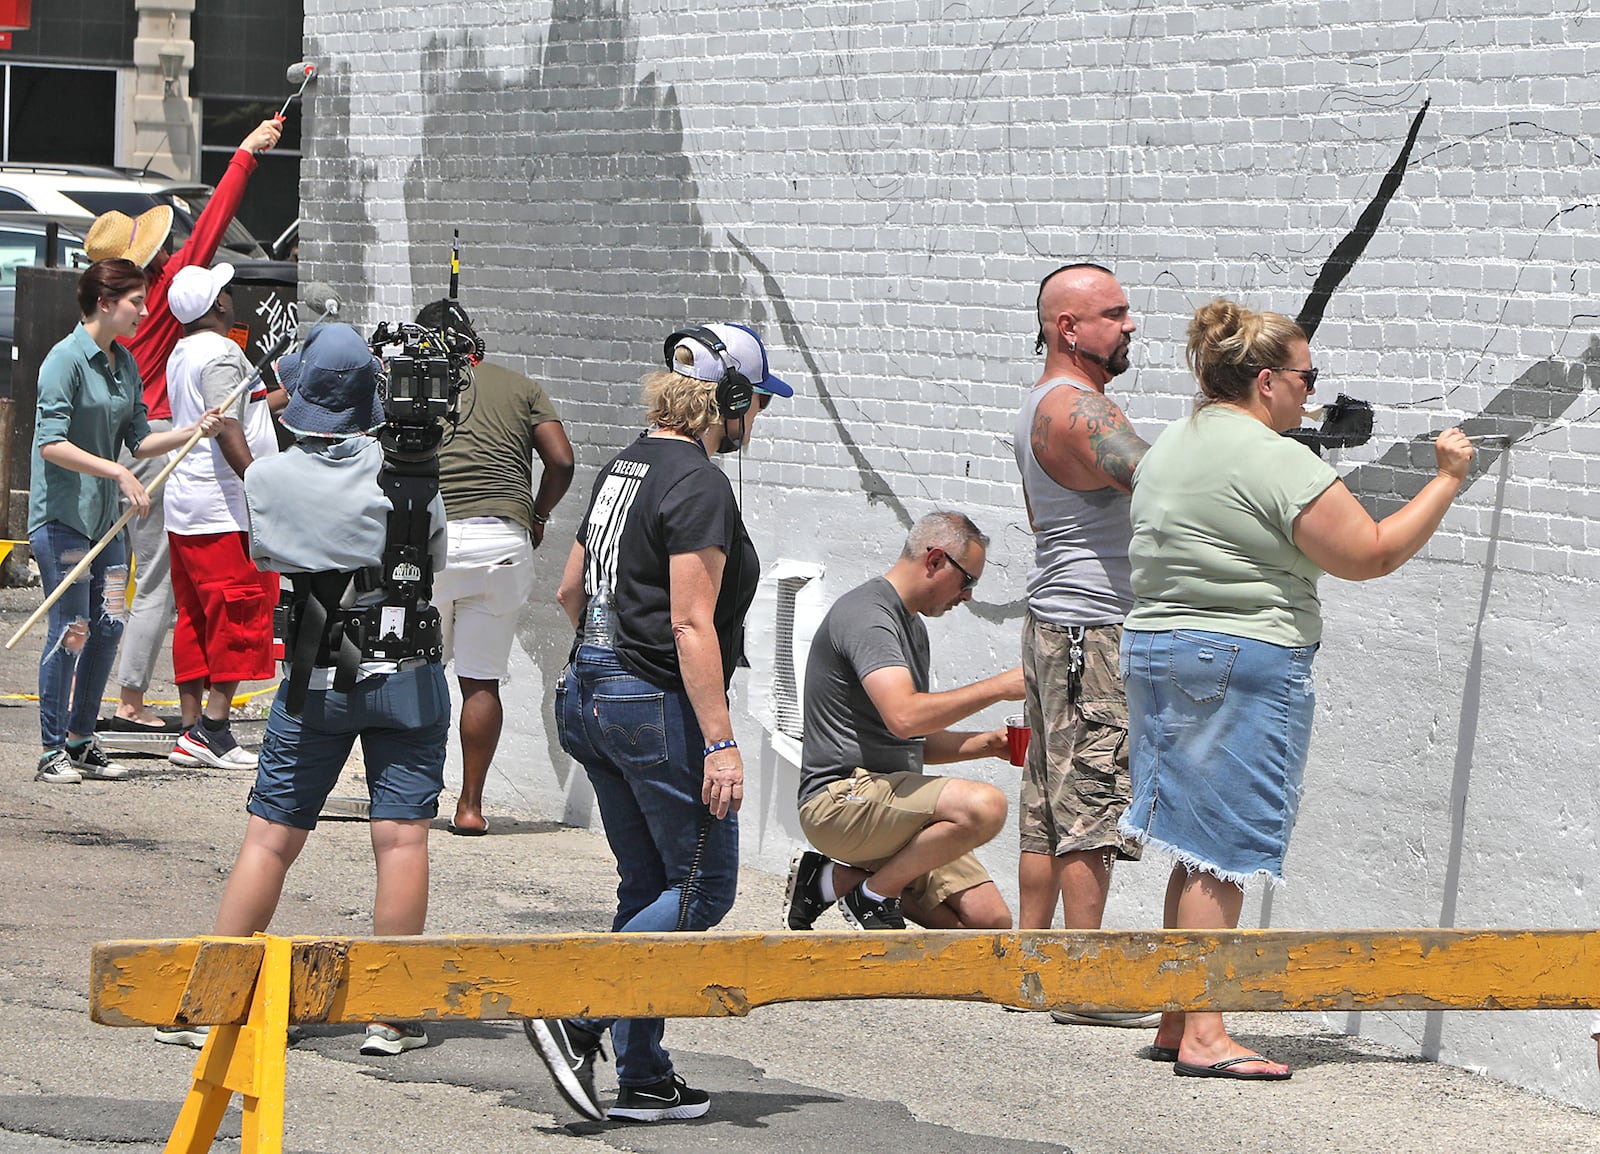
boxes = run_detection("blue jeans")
[31,521,128,749]
[554,643,739,1086]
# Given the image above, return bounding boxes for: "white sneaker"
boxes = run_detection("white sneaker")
[171,726,258,769]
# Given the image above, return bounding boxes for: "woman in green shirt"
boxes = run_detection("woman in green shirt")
[29,259,219,784]
[1122,298,1474,1079]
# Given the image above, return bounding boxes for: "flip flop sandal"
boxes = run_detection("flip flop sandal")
[1143,1046,1179,1062]
[1173,1054,1292,1081]
[446,821,489,837]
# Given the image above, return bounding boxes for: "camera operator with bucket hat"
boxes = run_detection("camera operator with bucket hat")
[170,322,449,1058]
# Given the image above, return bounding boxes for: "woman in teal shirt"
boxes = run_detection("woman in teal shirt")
[29,259,219,784]
[1122,298,1474,1080]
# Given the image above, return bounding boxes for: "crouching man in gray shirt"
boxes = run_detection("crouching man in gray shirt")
[784,511,1025,931]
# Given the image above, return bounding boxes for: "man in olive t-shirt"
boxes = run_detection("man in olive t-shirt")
[418,300,576,835]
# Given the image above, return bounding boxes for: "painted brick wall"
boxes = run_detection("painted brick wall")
[302,0,1600,1107]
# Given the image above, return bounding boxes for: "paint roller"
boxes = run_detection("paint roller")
[277,61,318,121]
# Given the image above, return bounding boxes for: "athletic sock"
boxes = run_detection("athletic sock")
[65,737,90,754]
[818,862,839,904]
[860,880,891,904]
[197,716,239,753]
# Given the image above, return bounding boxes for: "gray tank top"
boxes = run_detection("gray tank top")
[1014,377,1134,626]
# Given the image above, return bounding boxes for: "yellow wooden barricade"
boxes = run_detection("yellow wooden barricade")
[90,928,1600,1154]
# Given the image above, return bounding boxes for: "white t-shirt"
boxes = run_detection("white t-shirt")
[165,330,279,535]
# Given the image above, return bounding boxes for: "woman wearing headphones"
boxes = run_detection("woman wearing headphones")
[525,323,792,1124]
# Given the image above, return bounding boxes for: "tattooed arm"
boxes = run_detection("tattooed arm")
[1029,383,1149,493]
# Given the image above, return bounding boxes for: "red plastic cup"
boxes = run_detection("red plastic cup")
[1005,714,1030,767]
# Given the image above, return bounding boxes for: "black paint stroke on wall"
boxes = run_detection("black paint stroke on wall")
[1295,100,1430,342]
[728,235,912,531]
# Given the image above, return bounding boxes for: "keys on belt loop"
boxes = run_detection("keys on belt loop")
[1066,625,1086,701]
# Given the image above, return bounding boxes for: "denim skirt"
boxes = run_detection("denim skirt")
[1118,628,1317,886]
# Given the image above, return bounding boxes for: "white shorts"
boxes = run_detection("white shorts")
[433,518,536,681]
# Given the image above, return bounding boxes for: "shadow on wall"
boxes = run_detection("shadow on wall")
[1342,337,1600,521]
[399,3,764,787]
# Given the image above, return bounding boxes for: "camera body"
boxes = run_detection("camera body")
[367,319,478,459]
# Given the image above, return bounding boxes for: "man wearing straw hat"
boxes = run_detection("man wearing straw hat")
[86,118,282,735]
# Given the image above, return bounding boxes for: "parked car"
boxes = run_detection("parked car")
[0,165,297,396]
[0,163,269,260]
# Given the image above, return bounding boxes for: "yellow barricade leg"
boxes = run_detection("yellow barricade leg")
[162,935,291,1154]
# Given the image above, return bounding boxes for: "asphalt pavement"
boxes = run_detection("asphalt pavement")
[0,586,1595,1153]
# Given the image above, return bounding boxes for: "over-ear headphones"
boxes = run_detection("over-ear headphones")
[662,325,754,420]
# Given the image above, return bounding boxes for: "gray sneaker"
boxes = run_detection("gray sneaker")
[153,1024,210,1048]
[360,1022,428,1055]
[35,749,81,784]
[1049,1009,1163,1028]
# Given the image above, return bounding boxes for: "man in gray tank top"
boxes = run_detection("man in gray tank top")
[1013,264,1155,1027]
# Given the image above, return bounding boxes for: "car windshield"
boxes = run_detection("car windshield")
[61,189,265,259]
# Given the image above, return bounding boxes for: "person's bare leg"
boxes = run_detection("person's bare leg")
[370,818,431,935]
[1058,848,1113,928]
[1018,849,1063,928]
[1152,864,1187,1051]
[212,815,311,936]
[177,679,204,729]
[1172,868,1288,1075]
[205,683,238,723]
[867,779,1007,897]
[452,678,500,833]
[117,684,165,725]
[942,880,1012,929]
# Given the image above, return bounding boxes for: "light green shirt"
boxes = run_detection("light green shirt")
[1125,404,1339,647]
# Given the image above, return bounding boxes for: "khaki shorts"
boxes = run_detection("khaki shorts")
[799,768,992,910]
[1019,613,1140,860]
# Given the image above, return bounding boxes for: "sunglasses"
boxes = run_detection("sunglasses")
[1268,366,1319,392]
[929,547,979,591]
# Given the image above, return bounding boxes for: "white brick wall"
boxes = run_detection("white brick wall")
[304,0,1600,1107]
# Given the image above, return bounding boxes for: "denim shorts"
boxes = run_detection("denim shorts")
[1118,628,1317,885]
[247,662,450,830]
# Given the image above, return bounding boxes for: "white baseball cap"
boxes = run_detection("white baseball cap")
[168,263,235,324]
[666,323,794,397]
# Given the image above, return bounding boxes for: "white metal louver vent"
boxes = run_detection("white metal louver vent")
[770,573,815,740]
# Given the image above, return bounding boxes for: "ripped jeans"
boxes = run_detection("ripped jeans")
[31,521,128,749]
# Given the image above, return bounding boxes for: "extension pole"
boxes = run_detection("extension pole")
[6,332,292,651]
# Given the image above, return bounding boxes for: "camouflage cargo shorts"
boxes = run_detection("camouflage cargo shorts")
[1018,613,1139,859]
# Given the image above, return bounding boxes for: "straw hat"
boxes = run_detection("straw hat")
[84,205,174,268]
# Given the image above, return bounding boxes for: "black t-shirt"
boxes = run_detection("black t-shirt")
[576,433,758,690]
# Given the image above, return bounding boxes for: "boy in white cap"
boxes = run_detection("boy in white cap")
[160,263,280,771]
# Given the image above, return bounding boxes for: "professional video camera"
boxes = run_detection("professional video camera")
[366,316,478,459]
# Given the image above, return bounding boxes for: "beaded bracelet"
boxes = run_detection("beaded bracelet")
[703,738,739,757]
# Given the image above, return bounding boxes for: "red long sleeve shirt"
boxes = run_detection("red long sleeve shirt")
[119,147,260,419]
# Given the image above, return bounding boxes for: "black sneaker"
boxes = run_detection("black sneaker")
[68,738,130,780]
[784,848,830,930]
[523,1018,606,1121]
[608,1073,710,1122]
[838,882,906,930]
